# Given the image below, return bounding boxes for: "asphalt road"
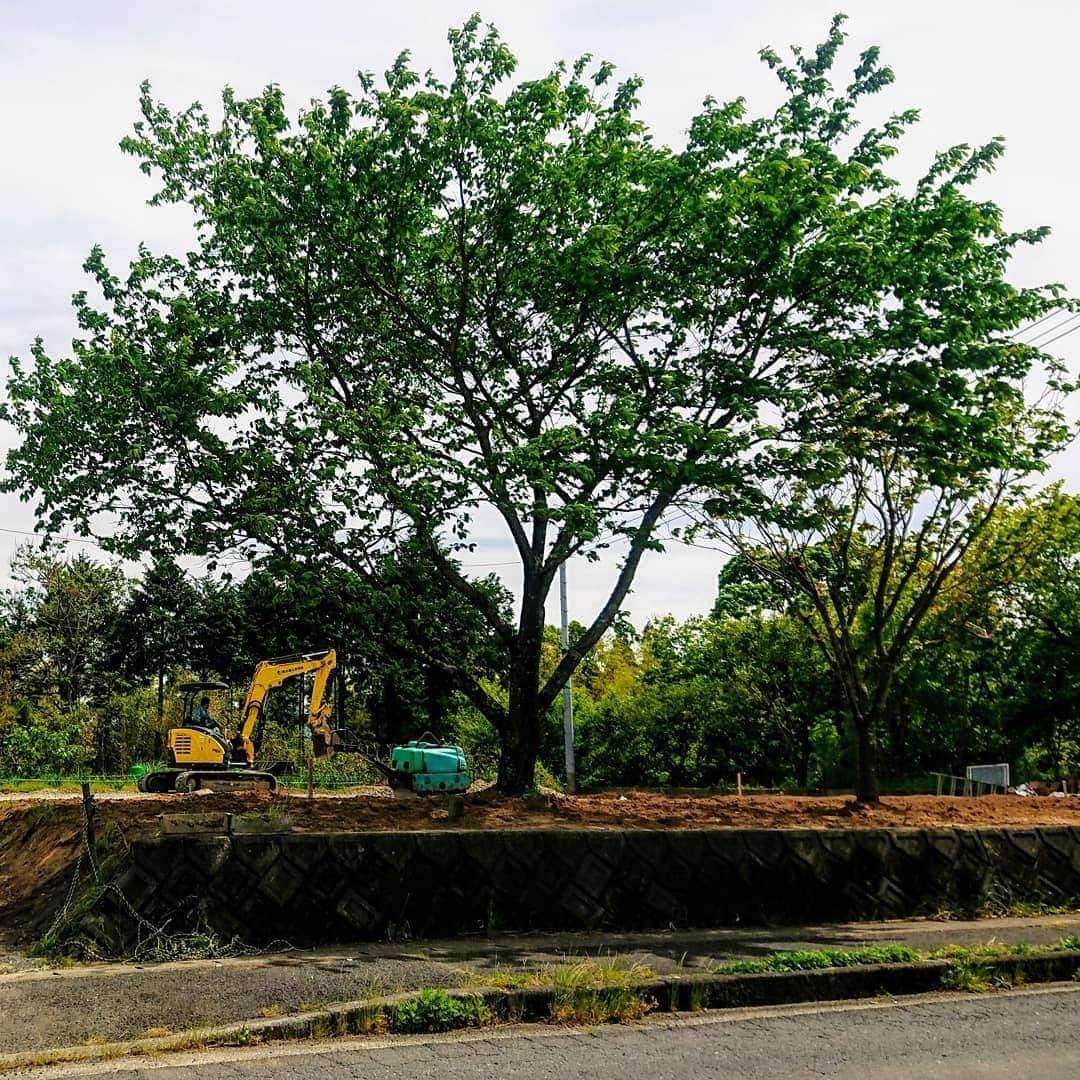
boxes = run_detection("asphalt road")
[10,914,1080,1054]
[22,984,1080,1079]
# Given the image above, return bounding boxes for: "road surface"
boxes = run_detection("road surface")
[22,984,1080,1078]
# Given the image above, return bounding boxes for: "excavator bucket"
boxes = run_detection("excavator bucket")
[311,727,339,759]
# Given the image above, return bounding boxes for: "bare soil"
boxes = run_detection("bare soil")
[2,787,1079,950]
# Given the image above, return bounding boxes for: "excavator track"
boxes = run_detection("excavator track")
[137,769,277,793]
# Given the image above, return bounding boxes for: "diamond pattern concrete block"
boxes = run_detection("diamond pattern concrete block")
[335,887,383,934]
[741,829,787,870]
[86,825,1080,952]
[254,851,308,908]
[925,829,962,860]
[890,830,927,859]
[457,830,507,878]
[180,836,234,878]
[231,834,285,878]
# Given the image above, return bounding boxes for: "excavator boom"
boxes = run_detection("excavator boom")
[234,649,338,766]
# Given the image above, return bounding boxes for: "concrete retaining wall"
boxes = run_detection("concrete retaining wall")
[85,826,1080,952]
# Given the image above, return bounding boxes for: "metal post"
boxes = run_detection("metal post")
[559,561,577,794]
[81,782,98,882]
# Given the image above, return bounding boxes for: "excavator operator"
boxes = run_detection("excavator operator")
[192,695,220,733]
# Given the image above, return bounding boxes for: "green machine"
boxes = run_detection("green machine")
[348,735,471,793]
[387,740,471,793]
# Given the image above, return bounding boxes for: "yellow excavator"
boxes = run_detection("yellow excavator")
[137,649,339,793]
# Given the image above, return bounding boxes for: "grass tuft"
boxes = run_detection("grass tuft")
[456,955,656,993]
[711,944,918,975]
[547,958,656,1024]
[941,962,994,993]
[927,942,1037,962]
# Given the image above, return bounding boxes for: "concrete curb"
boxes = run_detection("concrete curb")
[2,952,1078,1072]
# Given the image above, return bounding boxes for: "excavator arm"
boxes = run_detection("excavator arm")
[234,649,337,766]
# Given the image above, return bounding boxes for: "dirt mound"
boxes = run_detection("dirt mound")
[5,788,1080,841]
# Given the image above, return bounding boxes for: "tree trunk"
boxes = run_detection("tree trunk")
[796,722,811,791]
[498,583,546,795]
[497,700,541,795]
[854,716,881,803]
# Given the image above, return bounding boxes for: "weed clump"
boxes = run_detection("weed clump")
[548,958,656,1024]
[391,990,491,1034]
[712,944,919,975]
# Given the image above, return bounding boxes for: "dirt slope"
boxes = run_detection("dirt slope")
[4,786,1080,845]
[2,789,1079,949]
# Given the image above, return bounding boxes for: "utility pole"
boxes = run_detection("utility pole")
[559,561,577,794]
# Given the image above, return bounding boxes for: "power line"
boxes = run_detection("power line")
[1033,319,1080,349]
[1013,308,1070,339]
[1023,311,1080,347]
[0,525,107,547]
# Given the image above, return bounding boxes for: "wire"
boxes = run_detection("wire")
[1013,308,1071,339]
[1023,311,1080,347]
[0,525,107,547]
[1033,319,1080,349]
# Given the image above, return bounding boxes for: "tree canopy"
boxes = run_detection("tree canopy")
[2,15,1071,792]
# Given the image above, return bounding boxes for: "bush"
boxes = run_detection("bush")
[0,699,94,776]
[391,990,491,1033]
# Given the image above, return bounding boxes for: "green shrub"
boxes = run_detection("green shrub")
[390,990,491,1033]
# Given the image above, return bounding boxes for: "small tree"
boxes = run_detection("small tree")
[3,548,128,710]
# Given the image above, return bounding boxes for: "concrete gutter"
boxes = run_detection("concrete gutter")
[2,950,1079,1073]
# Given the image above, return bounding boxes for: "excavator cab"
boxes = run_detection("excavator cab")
[178,680,231,731]
[140,680,235,791]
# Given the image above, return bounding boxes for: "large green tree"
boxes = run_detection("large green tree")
[712,408,1070,803]
[979,491,1080,776]
[689,26,1075,804]
[3,17,1067,791]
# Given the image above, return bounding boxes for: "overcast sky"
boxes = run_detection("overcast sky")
[1,0,1077,627]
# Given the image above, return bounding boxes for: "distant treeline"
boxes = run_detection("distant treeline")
[2,487,1077,788]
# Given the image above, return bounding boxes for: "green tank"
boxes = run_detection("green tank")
[389,740,471,792]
